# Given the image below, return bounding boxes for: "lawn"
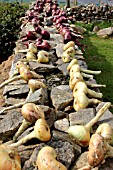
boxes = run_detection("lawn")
[81,33,113,110]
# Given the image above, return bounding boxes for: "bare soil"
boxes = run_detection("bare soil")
[0,55,14,106]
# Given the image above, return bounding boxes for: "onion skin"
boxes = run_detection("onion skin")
[63,41,75,51]
[95,123,113,145]
[21,103,45,123]
[87,134,105,167]
[0,144,21,170]
[67,125,90,147]
[36,146,67,170]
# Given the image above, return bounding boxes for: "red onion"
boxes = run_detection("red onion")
[41,30,50,40]
[35,26,42,34]
[26,31,36,40]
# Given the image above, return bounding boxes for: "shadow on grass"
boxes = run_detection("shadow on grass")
[81,33,113,112]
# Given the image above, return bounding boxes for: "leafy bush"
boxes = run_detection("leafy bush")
[0,2,28,63]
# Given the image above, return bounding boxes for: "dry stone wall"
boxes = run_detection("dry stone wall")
[0,1,113,170]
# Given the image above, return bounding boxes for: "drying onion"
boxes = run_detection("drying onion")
[0,144,21,170]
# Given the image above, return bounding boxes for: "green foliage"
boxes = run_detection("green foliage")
[82,34,113,111]
[0,2,28,63]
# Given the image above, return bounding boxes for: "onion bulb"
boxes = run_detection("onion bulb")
[73,91,101,111]
[88,133,113,167]
[10,118,51,147]
[63,41,75,51]
[64,46,76,58]
[62,52,71,63]
[95,123,113,145]
[0,144,21,170]
[67,102,111,147]
[36,146,67,170]
[13,103,45,142]
[37,50,49,63]
[73,81,103,99]
[26,52,36,61]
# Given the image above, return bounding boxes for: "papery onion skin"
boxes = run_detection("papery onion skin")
[0,144,21,170]
[21,103,45,123]
[87,134,105,167]
[36,146,67,170]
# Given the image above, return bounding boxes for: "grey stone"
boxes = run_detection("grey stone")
[29,61,56,73]
[97,27,113,38]
[3,83,29,96]
[54,118,69,132]
[57,62,69,76]
[47,140,76,169]
[55,43,64,58]
[0,110,23,141]
[51,85,73,110]
[50,34,64,44]
[27,88,48,105]
[69,108,95,126]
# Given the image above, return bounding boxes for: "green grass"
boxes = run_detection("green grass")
[81,33,113,110]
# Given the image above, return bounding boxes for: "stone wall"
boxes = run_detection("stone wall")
[0,1,113,170]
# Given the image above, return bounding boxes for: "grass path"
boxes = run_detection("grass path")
[82,34,113,108]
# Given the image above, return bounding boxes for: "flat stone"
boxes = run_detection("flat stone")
[54,118,69,132]
[29,61,57,73]
[27,88,48,105]
[51,85,73,110]
[97,27,113,38]
[69,108,95,126]
[0,110,23,141]
[3,83,29,96]
[55,43,64,58]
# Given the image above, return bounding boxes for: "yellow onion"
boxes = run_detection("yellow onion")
[36,146,67,170]
[37,50,49,63]
[67,102,111,147]
[13,103,45,142]
[21,103,45,122]
[73,81,103,99]
[63,41,75,51]
[64,46,76,58]
[69,72,83,90]
[95,123,113,145]
[62,52,71,63]
[26,51,36,61]
[28,42,38,53]
[67,58,78,72]
[0,144,21,170]
[10,119,51,147]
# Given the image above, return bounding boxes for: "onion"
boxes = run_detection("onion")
[0,144,21,170]
[63,41,75,51]
[13,103,45,142]
[41,30,50,40]
[37,50,49,63]
[73,81,103,99]
[67,102,111,147]
[31,17,39,27]
[36,146,67,170]
[88,133,113,167]
[40,41,51,51]
[26,52,36,61]
[26,31,36,40]
[10,119,51,147]
[35,26,42,34]
[64,32,73,44]
[62,52,71,63]
[28,42,38,54]
[95,123,113,145]
[73,91,101,111]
